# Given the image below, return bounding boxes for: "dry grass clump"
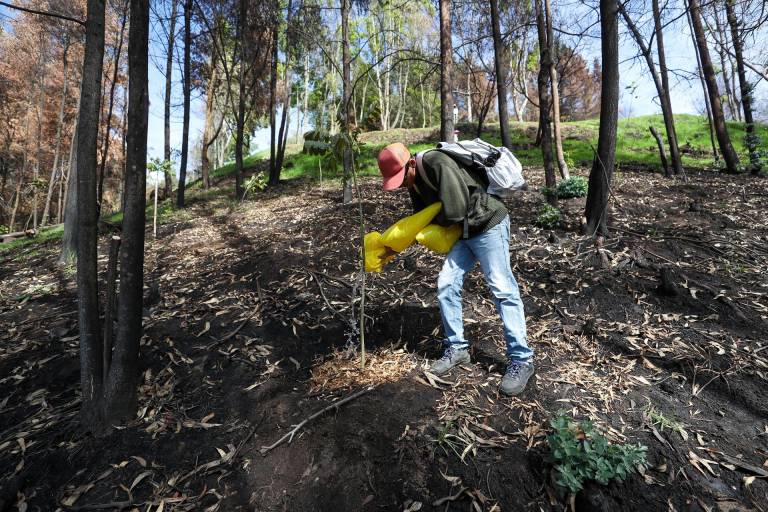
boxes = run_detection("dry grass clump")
[310,347,417,392]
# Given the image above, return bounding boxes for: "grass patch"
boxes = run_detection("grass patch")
[0,224,64,255]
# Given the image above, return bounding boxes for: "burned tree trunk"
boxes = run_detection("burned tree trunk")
[584,0,619,236]
[163,0,177,197]
[105,0,150,423]
[176,0,191,207]
[688,0,740,174]
[535,0,557,205]
[725,0,760,173]
[490,0,511,149]
[651,0,683,176]
[619,2,679,177]
[76,0,107,427]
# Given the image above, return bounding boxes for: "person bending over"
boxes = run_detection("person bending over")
[377,142,534,396]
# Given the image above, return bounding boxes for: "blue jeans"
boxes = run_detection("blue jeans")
[437,216,532,362]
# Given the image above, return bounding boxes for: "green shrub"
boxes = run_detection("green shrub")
[535,204,561,229]
[0,225,8,235]
[547,413,647,495]
[556,176,589,199]
[243,172,267,198]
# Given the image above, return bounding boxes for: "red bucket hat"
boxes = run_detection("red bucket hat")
[377,143,410,190]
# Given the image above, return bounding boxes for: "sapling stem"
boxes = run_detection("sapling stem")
[349,144,366,369]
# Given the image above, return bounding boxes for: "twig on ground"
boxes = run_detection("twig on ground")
[260,386,375,455]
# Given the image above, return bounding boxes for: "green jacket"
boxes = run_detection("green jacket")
[409,150,508,238]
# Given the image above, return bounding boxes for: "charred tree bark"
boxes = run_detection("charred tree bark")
[234,0,247,199]
[163,0,177,197]
[584,0,619,236]
[176,0,191,207]
[535,0,556,205]
[76,0,107,427]
[490,0,511,149]
[104,0,149,424]
[725,0,759,173]
[439,0,454,142]
[98,4,128,210]
[42,40,70,227]
[688,0,739,173]
[652,0,683,176]
[685,2,718,162]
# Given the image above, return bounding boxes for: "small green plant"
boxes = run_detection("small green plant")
[547,413,647,495]
[644,405,686,438]
[243,172,267,198]
[555,176,589,199]
[564,152,576,170]
[0,225,8,235]
[535,204,562,229]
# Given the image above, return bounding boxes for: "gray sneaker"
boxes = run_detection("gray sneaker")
[430,347,470,376]
[500,361,535,396]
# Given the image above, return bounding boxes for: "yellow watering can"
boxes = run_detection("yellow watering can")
[364,202,462,272]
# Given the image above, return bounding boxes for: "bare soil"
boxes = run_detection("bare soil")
[1,165,767,512]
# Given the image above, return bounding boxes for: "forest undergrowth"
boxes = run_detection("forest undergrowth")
[1,164,767,511]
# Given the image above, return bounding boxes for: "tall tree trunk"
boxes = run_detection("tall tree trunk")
[535,0,556,205]
[620,1,680,177]
[268,22,278,185]
[439,0,454,142]
[712,10,737,120]
[490,0,511,149]
[201,60,219,190]
[43,41,70,228]
[652,0,683,176]
[33,49,47,231]
[76,0,107,427]
[340,0,353,203]
[545,0,569,179]
[584,0,619,236]
[301,53,310,136]
[685,3,718,161]
[9,180,22,232]
[273,0,294,184]
[687,0,739,174]
[58,121,77,224]
[176,0,191,207]
[163,0,177,197]
[725,0,759,173]
[98,5,128,210]
[105,0,149,423]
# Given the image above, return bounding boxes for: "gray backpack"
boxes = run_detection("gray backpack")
[416,138,525,197]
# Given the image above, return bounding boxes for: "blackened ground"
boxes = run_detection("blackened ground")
[1,165,767,511]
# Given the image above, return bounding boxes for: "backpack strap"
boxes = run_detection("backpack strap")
[417,149,470,240]
[415,151,437,191]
